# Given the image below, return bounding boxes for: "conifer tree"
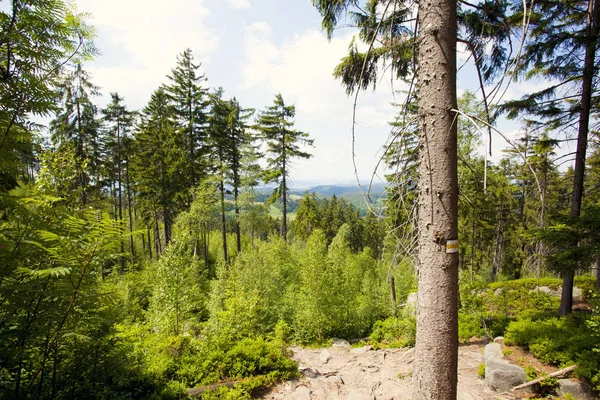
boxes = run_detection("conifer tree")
[102,93,136,265]
[166,49,210,194]
[49,64,101,205]
[255,93,314,241]
[502,0,600,314]
[224,98,255,252]
[132,87,184,249]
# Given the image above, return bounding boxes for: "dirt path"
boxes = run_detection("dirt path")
[261,342,502,400]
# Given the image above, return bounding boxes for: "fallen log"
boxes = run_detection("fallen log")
[510,364,577,392]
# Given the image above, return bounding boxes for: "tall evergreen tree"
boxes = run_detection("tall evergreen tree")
[102,93,136,266]
[502,0,600,314]
[132,87,184,249]
[255,93,314,241]
[165,49,210,195]
[224,98,255,252]
[49,64,101,206]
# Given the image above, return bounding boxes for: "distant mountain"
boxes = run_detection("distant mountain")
[290,183,386,198]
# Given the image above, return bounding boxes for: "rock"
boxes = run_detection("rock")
[350,345,373,354]
[320,349,332,364]
[533,286,561,297]
[300,366,320,379]
[484,343,526,393]
[292,385,311,400]
[494,288,504,297]
[332,338,351,349]
[347,389,374,400]
[573,286,583,298]
[493,336,504,343]
[484,342,502,364]
[405,292,418,315]
[558,378,594,400]
[485,357,527,392]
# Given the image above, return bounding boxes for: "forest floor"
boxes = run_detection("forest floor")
[259,341,507,400]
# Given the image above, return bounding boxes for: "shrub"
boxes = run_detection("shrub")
[370,312,416,348]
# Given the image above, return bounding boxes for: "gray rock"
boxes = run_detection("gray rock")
[300,366,320,379]
[292,385,311,400]
[494,288,504,296]
[493,336,504,343]
[484,343,526,393]
[320,349,332,364]
[558,378,594,400]
[484,342,502,364]
[350,345,373,354]
[533,286,560,296]
[332,338,351,349]
[485,357,527,392]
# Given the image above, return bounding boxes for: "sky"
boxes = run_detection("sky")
[71,0,560,187]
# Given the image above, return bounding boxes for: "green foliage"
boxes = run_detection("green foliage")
[147,240,208,335]
[504,314,600,393]
[477,364,486,379]
[369,312,417,348]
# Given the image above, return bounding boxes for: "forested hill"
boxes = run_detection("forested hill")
[290,182,387,199]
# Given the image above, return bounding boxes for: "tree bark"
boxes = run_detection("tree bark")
[561,0,600,315]
[413,0,459,397]
[219,179,228,264]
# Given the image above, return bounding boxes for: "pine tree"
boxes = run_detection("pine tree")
[132,87,184,249]
[165,49,210,194]
[502,0,600,314]
[255,93,314,241]
[224,98,255,252]
[102,92,136,266]
[49,64,102,206]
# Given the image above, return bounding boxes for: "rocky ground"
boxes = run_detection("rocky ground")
[260,341,505,400]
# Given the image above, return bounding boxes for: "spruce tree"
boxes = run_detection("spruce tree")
[49,64,102,206]
[502,0,600,314]
[165,49,210,195]
[132,87,184,248]
[255,93,314,241]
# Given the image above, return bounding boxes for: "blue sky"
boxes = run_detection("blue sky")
[73,0,559,186]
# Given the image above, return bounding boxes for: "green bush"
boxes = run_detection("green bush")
[369,313,416,348]
[504,314,600,394]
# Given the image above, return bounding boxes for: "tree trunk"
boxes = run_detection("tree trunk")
[234,184,241,253]
[219,179,228,264]
[126,158,135,257]
[413,0,459,396]
[561,0,600,315]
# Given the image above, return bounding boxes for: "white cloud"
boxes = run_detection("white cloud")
[229,0,251,9]
[76,0,217,107]
[242,27,402,183]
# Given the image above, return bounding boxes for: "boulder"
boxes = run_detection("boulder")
[332,338,351,349]
[485,357,527,392]
[558,378,594,400]
[350,345,373,354]
[484,343,526,393]
[320,349,332,364]
[483,342,502,364]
